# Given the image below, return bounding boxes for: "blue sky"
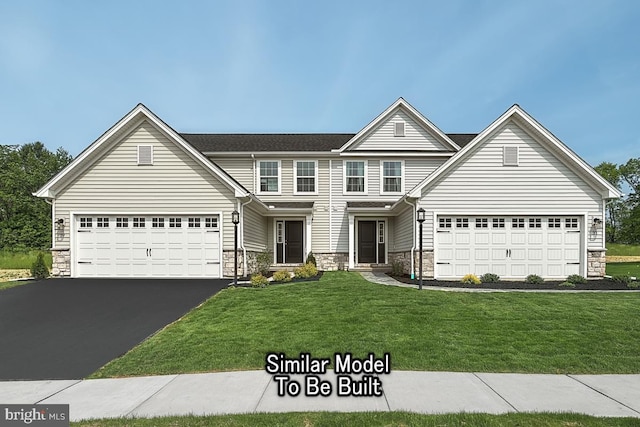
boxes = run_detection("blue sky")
[0,0,638,166]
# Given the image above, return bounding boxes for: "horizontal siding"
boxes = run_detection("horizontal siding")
[420,120,603,248]
[211,158,254,191]
[243,206,267,252]
[393,206,414,252]
[55,121,237,249]
[405,158,446,192]
[354,109,449,151]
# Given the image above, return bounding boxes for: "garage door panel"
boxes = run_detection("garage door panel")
[437,215,582,279]
[75,215,221,278]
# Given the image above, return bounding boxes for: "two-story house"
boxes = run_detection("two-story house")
[35,98,621,280]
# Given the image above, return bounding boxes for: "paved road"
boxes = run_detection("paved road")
[0,278,228,380]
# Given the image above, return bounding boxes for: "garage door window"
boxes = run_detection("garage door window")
[566,218,579,229]
[152,217,165,228]
[133,217,145,228]
[456,218,469,228]
[205,217,218,229]
[188,218,201,228]
[512,218,525,228]
[549,218,561,228]
[116,217,128,228]
[492,218,505,228]
[529,218,541,228]
[476,218,488,228]
[439,218,452,229]
[80,217,92,228]
[169,218,181,228]
[97,217,109,228]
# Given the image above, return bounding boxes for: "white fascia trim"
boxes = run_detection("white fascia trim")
[35,104,249,199]
[293,160,319,195]
[338,151,455,157]
[336,98,460,153]
[204,151,336,157]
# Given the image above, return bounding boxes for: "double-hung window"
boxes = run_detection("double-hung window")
[382,161,403,193]
[259,161,280,193]
[345,161,366,193]
[294,161,317,194]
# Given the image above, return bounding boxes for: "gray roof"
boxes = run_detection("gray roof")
[180,133,477,153]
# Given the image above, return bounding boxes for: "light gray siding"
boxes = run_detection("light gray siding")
[243,205,268,252]
[420,120,604,248]
[352,109,449,151]
[392,206,414,252]
[405,158,446,192]
[211,158,254,191]
[55,121,238,249]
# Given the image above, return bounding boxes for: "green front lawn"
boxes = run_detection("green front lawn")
[92,271,640,378]
[606,243,640,257]
[0,250,52,269]
[0,280,30,291]
[71,412,640,427]
[607,262,640,277]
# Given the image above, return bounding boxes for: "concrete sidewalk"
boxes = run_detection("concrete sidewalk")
[2,371,639,421]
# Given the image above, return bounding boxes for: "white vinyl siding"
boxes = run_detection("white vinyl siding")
[209,158,254,191]
[243,206,268,252]
[54,121,237,250]
[351,109,451,151]
[420,121,603,249]
[393,206,414,252]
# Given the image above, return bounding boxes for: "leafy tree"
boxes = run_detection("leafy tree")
[595,162,624,243]
[0,142,72,250]
[617,158,640,244]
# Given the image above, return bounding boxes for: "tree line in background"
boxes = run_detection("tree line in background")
[595,159,640,244]
[0,142,638,250]
[0,143,73,250]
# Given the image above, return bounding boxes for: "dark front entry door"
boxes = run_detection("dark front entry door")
[285,221,303,263]
[358,221,377,263]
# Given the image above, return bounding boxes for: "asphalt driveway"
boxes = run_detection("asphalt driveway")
[0,278,229,380]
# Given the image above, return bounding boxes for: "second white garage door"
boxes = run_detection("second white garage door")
[75,215,221,278]
[436,216,581,279]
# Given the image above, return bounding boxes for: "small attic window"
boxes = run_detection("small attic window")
[137,145,153,165]
[503,146,519,166]
[394,122,405,137]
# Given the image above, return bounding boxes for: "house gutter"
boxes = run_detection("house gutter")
[402,197,416,279]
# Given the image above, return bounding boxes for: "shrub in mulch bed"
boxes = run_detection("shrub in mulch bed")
[229,271,323,288]
[387,273,639,290]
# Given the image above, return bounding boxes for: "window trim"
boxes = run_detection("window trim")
[394,121,405,137]
[293,160,318,195]
[137,145,154,166]
[343,160,368,195]
[380,160,404,194]
[503,146,519,166]
[257,160,281,195]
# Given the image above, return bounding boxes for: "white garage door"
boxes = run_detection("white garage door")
[75,215,221,278]
[436,216,581,279]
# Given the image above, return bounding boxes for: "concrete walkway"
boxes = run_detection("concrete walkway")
[2,371,639,421]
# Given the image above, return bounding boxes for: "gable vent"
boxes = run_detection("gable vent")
[503,146,519,166]
[394,122,405,137]
[137,145,153,165]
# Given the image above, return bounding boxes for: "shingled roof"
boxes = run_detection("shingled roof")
[180,133,477,153]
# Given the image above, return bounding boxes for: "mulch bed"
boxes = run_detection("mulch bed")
[230,271,323,287]
[388,273,639,290]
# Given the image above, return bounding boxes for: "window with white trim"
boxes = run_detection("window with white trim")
[492,218,505,228]
[345,161,365,193]
[529,218,542,228]
[152,217,165,228]
[382,161,402,193]
[294,161,316,193]
[205,217,218,229]
[116,217,128,228]
[456,218,469,228]
[566,218,579,229]
[476,218,488,228]
[439,218,452,228]
[96,217,109,228]
[188,218,201,228]
[512,218,525,228]
[133,217,145,228]
[259,161,279,193]
[548,218,561,228]
[169,217,181,228]
[79,217,92,228]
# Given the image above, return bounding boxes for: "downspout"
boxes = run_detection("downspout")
[402,197,416,279]
[239,197,253,277]
[251,154,256,193]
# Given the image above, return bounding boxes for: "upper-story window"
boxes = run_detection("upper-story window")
[259,161,280,193]
[294,161,317,194]
[382,161,403,193]
[344,160,366,193]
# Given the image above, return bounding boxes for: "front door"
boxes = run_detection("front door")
[358,221,377,263]
[277,220,304,264]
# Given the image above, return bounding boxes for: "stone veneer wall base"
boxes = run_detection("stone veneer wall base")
[51,248,71,277]
[587,250,606,278]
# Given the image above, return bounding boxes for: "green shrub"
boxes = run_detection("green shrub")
[305,252,317,266]
[559,281,576,288]
[391,260,405,276]
[272,269,292,283]
[294,262,318,279]
[480,273,500,283]
[460,274,481,285]
[627,281,640,289]
[30,252,49,279]
[567,274,587,285]
[612,274,632,285]
[250,273,269,288]
[525,274,544,284]
[253,250,273,275]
